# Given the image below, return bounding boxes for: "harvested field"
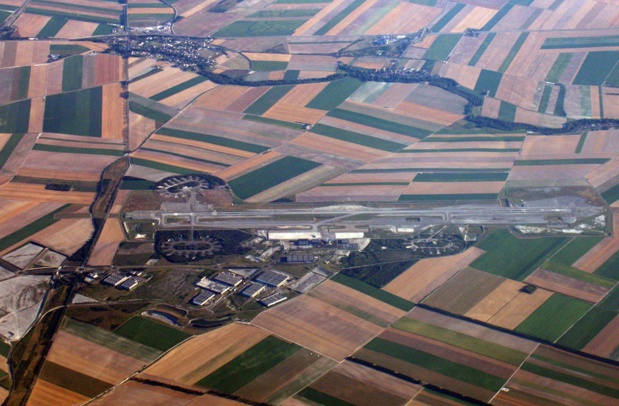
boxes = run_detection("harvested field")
[252,294,387,361]
[27,379,89,406]
[463,279,525,322]
[45,331,146,384]
[297,183,407,202]
[383,247,484,302]
[495,345,619,405]
[487,287,554,330]
[422,267,507,315]
[87,218,124,266]
[366,3,442,35]
[0,182,95,204]
[90,380,197,406]
[573,215,619,272]
[525,268,611,303]
[301,360,422,406]
[143,323,269,385]
[582,314,619,358]
[30,218,93,255]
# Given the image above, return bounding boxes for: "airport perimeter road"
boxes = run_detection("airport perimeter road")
[125,204,606,231]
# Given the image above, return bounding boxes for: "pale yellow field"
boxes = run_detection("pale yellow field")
[215,150,282,181]
[31,218,94,256]
[573,213,619,272]
[367,3,442,35]
[293,0,347,36]
[451,6,497,32]
[27,379,89,406]
[326,0,380,35]
[487,289,554,329]
[55,20,98,38]
[0,183,95,204]
[102,83,125,140]
[393,101,464,126]
[245,53,291,62]
[383,247,485,302]
[87,218,125,266]
[263,104,326,124]
[143,323,269,385]
[464,279,525,322]
[13,14,50,38]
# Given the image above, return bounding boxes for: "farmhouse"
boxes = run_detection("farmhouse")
[241,282,266,298]
[255,270,290,287]
[260,293,287,307]
[191,290,216,306]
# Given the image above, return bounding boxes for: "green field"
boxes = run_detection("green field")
[431,3,465,33]
[481,3,513,31]
[0,133,23,168]
[514,158,608,165]
[542,236,601,266]
[594,250,619,280]
[468,33,496,67]
[311,123,406,152]
[471,229,568,280]
[474,69,502,97]
[197,336,301,393]
[251,60,288,71]
[575,132,588,153]
[421,135,525,142]
[520,360,619,398]
[244,84,295,115]
[243,115,305,130]
[157,127,268,153]
[423,34,462,61]
[599,285,619,312]
[364,338,506,391]
[602,183,619,204]
[0,99,31,133]
[113,316,190,352]
[35,16,67,38]
[331,273,414,311]
[542,35,619,49]
[515,294,592,342]
[62,56,83,92]
[32,144,124,156]
[546,53,572,83]
[498,101,517,121]
[537,83,553,113]
[130,157,197,175]
[605,63,619,87]
[557,307,617,350]
[27,8,118,24]
[214,20,305,37]
[228,156,321,199]
[44,87,102,136]
[554,84,567,116]
[150,76,208,101]
[573,51,619,86]
[314,0,364,35]
[128,93,177,123]
[50,44,90,56]
[93,23,114,35]
[393,318,528,365]
[413,172,508,182]
[15,66,30,100]
[64,318,161,362]
[399,148,519,153]
[399,193,498,202]
[306,78,362,110]
[499,32,529,73]
[326,109,432,138]
[0,341,9,357]
[0,205,68,252]
[298,388,355,406]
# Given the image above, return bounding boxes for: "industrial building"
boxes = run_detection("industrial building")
[119,277,140,291]
[191,290,215,306]
[241,282,266,298]
[214,271,244,287]
[255,270,290,287]
[102,273,130,287]
[260,293,287,307]
[196,277,231,294]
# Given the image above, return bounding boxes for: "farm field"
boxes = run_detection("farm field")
[2,0,619,404]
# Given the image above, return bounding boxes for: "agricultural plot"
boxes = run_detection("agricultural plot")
[127,0,174,27]
[295,360,422,406]
[113,316,191,352]
[353,308,538,403]
[494,345,619,405]
[28,318,163,404]
[470,229,568,281]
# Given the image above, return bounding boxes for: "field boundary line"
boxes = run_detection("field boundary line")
[488,342,540,404]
